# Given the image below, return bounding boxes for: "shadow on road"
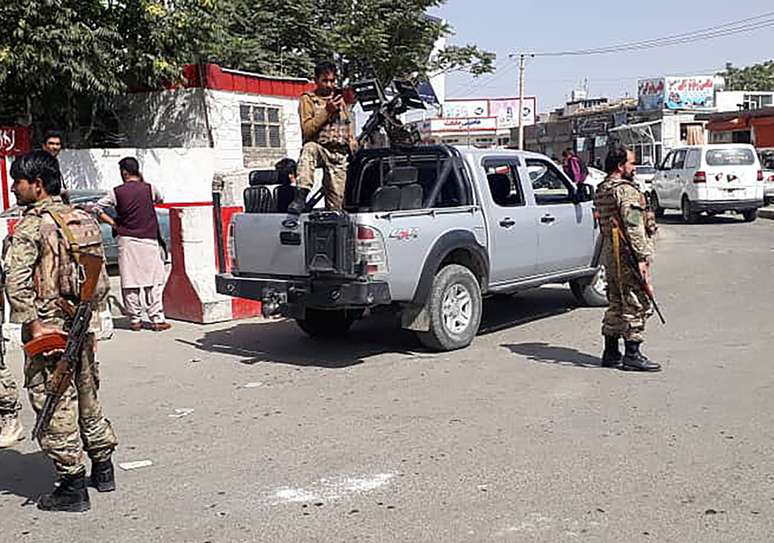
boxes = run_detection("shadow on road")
[658,213,744,226]
[180,313,421,368]
[503,342,604,369]
[184,286,596,367]
[0,450,55,503]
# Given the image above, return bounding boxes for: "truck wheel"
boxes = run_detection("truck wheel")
[570,267,608,307]
[296,308,356,338]
[681,196,698,224]
[742,209,758,222]
[417,264,482,352]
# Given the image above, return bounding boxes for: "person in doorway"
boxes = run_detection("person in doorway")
[95,157,170,332]
[593,145,660,372]
[563,149,588,184]
[41,130,63,159]
[287,60,358,215]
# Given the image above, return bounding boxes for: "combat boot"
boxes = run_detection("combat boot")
[0,413,24,448]
[621,341,662,372]
[90,459,116,493]
[601,336,622,367]
[286,187,311,216]
[37,472,91,513]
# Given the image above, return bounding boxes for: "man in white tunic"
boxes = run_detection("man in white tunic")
[96,157,170,331]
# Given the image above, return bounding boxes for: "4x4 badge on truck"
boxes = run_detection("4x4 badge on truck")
[389,227,419,241]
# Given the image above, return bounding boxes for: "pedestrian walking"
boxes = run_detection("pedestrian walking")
[4,151,117,512]
[287,60,358,215]
[593,145,660,372]
[563,149,588,183]
[95,157,170,331]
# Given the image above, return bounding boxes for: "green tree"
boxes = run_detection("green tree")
[719,61,774,92]
[210,0,494,84]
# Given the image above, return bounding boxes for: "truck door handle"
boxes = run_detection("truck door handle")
[540,215,556,224]
[499,218,516,228]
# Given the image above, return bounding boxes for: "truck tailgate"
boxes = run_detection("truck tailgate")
[232,213,308,277]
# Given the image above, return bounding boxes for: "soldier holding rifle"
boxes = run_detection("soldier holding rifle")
[594,145,662,372]
[4,151,117,512]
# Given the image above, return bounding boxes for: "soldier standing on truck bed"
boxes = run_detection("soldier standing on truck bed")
[287,60,358,215]
[594,145,661,372]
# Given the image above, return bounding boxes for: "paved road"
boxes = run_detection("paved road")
[2,214,774,542]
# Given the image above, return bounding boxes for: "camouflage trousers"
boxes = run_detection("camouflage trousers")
[0,358,21,415]
[601,246,653,342]
[297,142,349,210]
[25,334,117,476]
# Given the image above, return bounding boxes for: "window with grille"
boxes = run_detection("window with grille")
[240,104,282,149]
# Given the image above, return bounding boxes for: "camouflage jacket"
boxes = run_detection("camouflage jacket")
[3,196,101,330]
[299,91,353,149]
[593,176,656,261]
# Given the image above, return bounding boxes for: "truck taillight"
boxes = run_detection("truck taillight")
[227,221,238,270]
[356,225,388,277]
[693,171,707,183]
[757,170,764,181]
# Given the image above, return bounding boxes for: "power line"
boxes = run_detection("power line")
[529,11,774,57]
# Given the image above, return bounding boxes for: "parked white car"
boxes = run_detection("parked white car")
[651,144,765,223]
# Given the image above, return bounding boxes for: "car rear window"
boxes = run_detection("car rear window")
[705,148,756,166]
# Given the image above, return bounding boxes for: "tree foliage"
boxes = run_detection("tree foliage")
[0,0,493,144]
[719,61,774,92]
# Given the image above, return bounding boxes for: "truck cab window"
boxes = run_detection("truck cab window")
[483,159,524,207]
[526,159,574,205]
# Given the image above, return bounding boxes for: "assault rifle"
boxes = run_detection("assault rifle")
[26,253,103,440]
[611,217,666,325]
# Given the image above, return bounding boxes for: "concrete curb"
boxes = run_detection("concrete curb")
[760,207,774,221]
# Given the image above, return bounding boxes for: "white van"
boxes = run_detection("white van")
[651,144,765,223]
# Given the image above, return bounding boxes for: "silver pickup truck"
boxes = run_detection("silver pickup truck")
[215,144,606,351]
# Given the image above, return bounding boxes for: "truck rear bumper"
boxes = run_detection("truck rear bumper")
[693,199,763,212]
[216,273,391,312]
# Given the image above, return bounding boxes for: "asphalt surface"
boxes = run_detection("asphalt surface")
[2,212,774,542]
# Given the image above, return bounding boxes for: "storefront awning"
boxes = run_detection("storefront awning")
[608,120,661,144]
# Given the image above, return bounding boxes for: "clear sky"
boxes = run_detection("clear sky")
[431,0,774,112]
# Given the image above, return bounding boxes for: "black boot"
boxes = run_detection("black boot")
[90,459,116,493]
[37,472,91,513]
[601,336,622,367]
[286,187,310,216]
[621,341,662,372]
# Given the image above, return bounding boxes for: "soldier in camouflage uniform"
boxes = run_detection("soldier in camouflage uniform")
[594,145,661,372]
[287,60,358,214]
[0,358,24,447]
[4,151,118,512]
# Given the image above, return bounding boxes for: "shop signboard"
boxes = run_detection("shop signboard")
[664,76,715,110]
[638,78,665,111]
[443,99,489,119]
[489,97,537,128]
[430,116,498,132]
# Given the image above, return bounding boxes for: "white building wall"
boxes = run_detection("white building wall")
[716,91,774,112]
[64,88,305,206]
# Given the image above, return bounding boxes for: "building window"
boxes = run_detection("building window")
[240,104,282,149]
[743,94,773,110]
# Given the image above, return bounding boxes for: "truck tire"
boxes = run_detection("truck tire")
[742,209,758,222]
[570,267,608,307]
[296,308,356,338]
[417,264,482,352]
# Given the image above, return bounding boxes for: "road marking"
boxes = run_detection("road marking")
[271,472,395,505]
